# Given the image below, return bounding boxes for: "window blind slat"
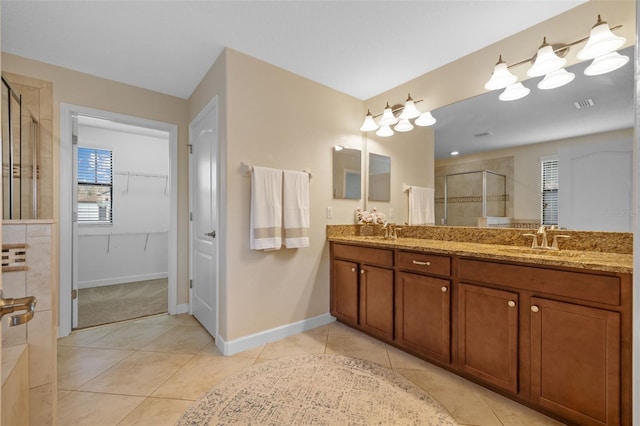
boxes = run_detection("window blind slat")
[541,159,558,225]
[78,147,113,223]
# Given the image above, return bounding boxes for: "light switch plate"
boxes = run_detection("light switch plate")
[326,206,333,219]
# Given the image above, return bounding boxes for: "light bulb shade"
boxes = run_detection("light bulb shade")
[499,83,530,101]
[484,62,518,90]
[527,44,567,77]
[394,119,414,132]
[359,111,379,132]
[576,21,626,60]
[376,125,394,137]
[584,51,630,76]
[415,111,436,126]
[399,100,421,120]
[378,105,398,126]
[537,68,575,90]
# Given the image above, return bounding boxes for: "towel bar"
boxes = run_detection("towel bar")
[241,161,312,179]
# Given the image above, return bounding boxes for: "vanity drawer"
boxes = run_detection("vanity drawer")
[332,243,394,267]
[397,251,451,276]
[458,259,620,306]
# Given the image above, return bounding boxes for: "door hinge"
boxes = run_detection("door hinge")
[72,289,78,300]
[189,279,193,289]
[187,144,193,154]
[72,134,78,145]
[190,212,193,221]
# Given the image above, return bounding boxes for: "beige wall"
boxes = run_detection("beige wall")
[189,48,364,340]
[1,53,192,305]
[436,128,634,221]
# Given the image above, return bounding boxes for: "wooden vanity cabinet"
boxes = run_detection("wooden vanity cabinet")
[395,251,452,364]
[458,283,519,393]
[530,297,621,426]
[330,243,394,341]
[330,242,631,425]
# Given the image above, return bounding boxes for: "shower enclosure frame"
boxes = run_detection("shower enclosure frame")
[443,169,507,226]
[2,76,39,219]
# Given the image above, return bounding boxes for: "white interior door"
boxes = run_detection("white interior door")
[189,100,218,336]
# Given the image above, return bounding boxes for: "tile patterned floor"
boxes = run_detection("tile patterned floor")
[57,314,565,425]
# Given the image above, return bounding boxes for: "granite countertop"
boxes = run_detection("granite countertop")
[329,235,633,274]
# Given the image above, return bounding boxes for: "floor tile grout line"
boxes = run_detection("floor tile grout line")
[143,352,198,399]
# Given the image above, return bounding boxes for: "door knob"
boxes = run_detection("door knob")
[205,230,216,238]
[0,290,37,326]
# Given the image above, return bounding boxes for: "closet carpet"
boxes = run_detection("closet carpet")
[77,279,168,328]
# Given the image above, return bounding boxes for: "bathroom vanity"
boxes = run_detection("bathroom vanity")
[328,227,632,426]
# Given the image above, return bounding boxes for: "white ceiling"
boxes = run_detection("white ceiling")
[1,0,586,100]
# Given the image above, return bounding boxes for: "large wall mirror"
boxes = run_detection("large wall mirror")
[333,146,361,199]
[432,45,634,232]
[368,152,390,202]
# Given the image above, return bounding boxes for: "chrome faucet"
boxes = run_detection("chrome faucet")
[537,225,549,249]
[522,225,570,250]
[383,224,402,240]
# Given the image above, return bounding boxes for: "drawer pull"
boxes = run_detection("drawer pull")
[441,286,448,293]
[412,260,431,266]
[531,305,540,313]
[508,300,516,308]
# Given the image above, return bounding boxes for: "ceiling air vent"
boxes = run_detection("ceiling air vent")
[574,99,595,109]
[473,131,494,138]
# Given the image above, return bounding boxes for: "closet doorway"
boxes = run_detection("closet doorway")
[59,104,178,335]
[74,116,170,328]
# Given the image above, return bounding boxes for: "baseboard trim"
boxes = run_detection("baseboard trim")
[79,273,169,289]
[218,313,336,356]
[173,303,190,315]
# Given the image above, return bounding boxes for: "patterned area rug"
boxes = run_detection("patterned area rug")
[177,354,458,425]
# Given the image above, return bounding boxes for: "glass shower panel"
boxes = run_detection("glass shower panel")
[445,171,483,226]
[485,171,506,217]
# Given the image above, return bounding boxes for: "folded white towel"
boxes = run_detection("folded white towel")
[250,166,283,250]
[283,170,310,248]
[409,186,435,225]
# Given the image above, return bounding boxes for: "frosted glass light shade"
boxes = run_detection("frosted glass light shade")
[538,68,575,90]
[394,119,414,132]
[399,96,421,120]
[499,83,530,101]
[378,103,398,126]
[376,125,394,137]
[359,110,379,132]
[527,42,567,77]
[415,111,436,126]
[584,51,629,76]
[577,19,626,60]
[485,61,518,90]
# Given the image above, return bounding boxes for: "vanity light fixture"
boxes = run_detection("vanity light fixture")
[359,93,437,137]
[484,15,628,102]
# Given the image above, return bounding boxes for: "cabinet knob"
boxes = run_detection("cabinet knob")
[508,300,516,308]
[531,305,540,313]
[441,286,448,293]
[351,268,356,272]
[360,269,365,274]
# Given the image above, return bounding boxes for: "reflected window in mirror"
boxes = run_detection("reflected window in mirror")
[333,146,361,199]
[368,153,390,202]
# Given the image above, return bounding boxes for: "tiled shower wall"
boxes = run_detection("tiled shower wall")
[2,221,56,425]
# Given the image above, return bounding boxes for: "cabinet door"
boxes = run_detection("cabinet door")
[458,283,519,393]
[331,259,359,326]
[530,298,620,426]
[396,272,450,363]
[359,265,394,340]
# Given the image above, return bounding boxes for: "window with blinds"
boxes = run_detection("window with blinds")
[77,147,113,223]
[541,158,558,226]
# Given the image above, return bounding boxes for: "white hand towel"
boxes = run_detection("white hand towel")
[250,166,283,250]
[409,186,435,225]
[283,170,310,248]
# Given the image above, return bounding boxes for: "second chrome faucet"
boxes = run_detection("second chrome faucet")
[523,225,570,250]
